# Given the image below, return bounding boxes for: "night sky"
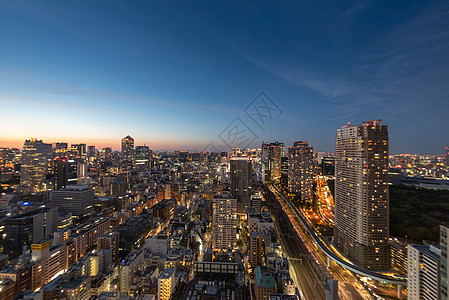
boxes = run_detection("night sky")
[1,1,448,153]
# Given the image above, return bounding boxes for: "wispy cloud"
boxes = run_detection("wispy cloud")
[343,1,370,18]
[229,2,449,121]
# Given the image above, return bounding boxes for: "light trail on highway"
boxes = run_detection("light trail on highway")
[270,183,408,286]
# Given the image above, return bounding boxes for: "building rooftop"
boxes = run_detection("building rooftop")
[60,184,90,191]
[158,267,176,279]
[254,266,276,289]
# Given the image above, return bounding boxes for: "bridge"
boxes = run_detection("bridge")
[270,184,407,286]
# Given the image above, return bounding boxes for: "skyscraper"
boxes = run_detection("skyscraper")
[54,158,79,189]
[121,135,134,161]
[71,144,86,159]
[288,141,313,203]
[54,158,69,190]
[87,146,96,159]
[20,138,51,193]
[230,157,252,213]
[55,142,68,157]
[212,193,237,250]
[260,142,284,183]
[135,145,152,169]
[334,120,390,269]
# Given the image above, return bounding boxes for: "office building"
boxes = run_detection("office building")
[158,267,176,300]
[87,146,96,159]
[30,241,68,290]
[254,266,276,300]
[55,142,68,154]
[49,185,94,218]
[334,120,390,269]
[3,207,58,257]
[54,158,69,190]
[321,156,335,176]
[121,135,134,161]
[250,194,262,212]
[441,225,449,300]
[144,233,171,256]
[0,263,33,296]
[135,145,152,169]
[408,244,441,300]
[135,145,151,160]
[230,157,252,213]
[212,193,237,250]
[280,156,289,188]
[288,141,313,203]
[20,138,51,193]
[71,144,86,159]
[390,240,407,275]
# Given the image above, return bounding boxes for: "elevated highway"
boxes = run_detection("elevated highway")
[270,184,407,286]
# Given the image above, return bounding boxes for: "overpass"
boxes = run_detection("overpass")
[270,184,407,286]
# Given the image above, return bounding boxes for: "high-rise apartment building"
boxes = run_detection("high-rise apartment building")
[119,250,144,294]
[334,120,390,269]
[230,157,252,213]
[121,135,134,161]
[212,193,237,250]
[288,141,313,203]
[98,232,120,263]
[408,244,441,300]
[270,142,283,179]
[250,231,264,269]
[158,267,176,300]
[441,225,449,300]
[260,142,284,183]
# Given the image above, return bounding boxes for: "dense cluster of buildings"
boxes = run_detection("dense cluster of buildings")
[0,134,302,299]
[1,120,448,299]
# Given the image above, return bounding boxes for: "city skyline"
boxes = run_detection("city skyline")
[1,1,449,154]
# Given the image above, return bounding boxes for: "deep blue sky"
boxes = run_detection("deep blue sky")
[1,1,448,153]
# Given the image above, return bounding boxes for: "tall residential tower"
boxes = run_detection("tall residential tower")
[334,120,390,269]
[230,157,252,213]
[212,193,237,250]
[288,141,313,203]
